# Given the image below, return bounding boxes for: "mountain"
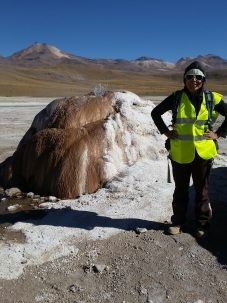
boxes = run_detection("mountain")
[7,43,87,66]
[0,55,6,64]
[175,55,227,70]
[3,43,227,72]
[1,43,227,97]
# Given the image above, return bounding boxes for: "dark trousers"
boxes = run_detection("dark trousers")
[171,152,213,227]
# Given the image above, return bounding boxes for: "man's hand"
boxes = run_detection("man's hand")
[164,130,178,139]
[204,130,219,140]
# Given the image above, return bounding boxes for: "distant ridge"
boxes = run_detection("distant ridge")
[2,43,227,72]
[1,43,227,97]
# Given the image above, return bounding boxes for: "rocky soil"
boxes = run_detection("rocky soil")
[0,207,227,303]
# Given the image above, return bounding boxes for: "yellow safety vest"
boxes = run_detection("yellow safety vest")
[170,91,222,163]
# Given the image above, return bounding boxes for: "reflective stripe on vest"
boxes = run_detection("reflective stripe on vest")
[175,118,208,125]
[177,134,205,141]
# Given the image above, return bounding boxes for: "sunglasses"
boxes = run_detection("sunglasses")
[185,75,204,81]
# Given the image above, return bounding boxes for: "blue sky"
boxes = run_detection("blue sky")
[1,0,227,62]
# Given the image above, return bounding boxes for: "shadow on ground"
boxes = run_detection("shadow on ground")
[194,166,227,266]
[198,200,227,267]
[0,206,166,233]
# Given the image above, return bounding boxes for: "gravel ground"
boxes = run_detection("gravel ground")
[0,223,226,303]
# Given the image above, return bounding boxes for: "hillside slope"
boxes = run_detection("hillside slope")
[1,43,227,96]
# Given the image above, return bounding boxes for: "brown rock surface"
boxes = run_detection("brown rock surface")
[0,93,116,198]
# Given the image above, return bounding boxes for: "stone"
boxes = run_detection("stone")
[0,91,157,199]
[5,187,22,197]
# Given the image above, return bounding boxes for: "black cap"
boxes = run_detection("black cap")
[183,61,206,78]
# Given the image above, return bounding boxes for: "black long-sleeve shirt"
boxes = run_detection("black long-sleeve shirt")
[151,88,227,138]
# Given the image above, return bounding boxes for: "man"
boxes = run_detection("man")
[151,61,227,238]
